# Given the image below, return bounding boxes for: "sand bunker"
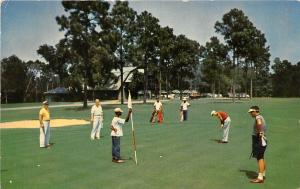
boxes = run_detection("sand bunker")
[0,119,90,129]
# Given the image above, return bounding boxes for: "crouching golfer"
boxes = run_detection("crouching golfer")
[211,110,231,143]
[248,106,267,184]
[111,107,132,163]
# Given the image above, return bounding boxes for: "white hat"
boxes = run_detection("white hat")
[248,109,256,113]
[211,110,217,116]
[114,108,123,113]
[43,101,49,105]
[183,97,187,100]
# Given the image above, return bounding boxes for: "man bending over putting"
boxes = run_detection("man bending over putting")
[211,110,231,143]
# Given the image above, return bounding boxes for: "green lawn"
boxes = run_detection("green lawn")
[1,102,79,109]
[1,98,300,189]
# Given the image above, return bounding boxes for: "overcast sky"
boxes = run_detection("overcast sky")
[1,0,300,65]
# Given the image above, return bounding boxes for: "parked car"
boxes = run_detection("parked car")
[190,92,201,99]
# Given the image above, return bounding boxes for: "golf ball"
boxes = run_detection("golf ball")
[37,164,40,167]
[160,155,163,158]
[9,180,12,183]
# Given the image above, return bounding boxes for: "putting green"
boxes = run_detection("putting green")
[1,98,300,189]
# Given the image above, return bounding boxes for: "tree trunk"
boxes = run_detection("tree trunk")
[120,36,124,104]
[212,79,216,98]
[159,69,162,99]
[92,88,95,101]
[250,78,253,99]
[35,80,38,102]
[24,76,33,102]
[120,65,124,104]
[83,77,88,108]
[143,55,148,103]
[166,75,168,99]
[179,68,183,100]
[5,90,8,104]
[83,62,88,108]
[232,52,236,103]
[250,62,253,99]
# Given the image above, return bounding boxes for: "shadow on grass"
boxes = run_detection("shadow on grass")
[239,169,257,179]
[210,139,221,143]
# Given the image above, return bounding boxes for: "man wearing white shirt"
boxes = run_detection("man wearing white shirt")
[111,107,132,163]
[180,97,190,121]
[90,99,103,140]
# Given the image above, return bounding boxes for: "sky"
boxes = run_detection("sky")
[1,0,300,66]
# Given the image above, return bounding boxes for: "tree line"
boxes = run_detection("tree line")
[1,1,299,105]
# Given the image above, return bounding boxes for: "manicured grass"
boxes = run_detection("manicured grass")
[1,102,76,109]
[1,98,300,189]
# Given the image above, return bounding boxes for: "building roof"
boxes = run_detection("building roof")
[44,87,69,94]
[97,67,144,91]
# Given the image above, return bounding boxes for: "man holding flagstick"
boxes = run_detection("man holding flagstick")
[110,107,132,163]
[128,90,138,165]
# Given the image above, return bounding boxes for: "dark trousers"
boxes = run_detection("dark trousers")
[112,136,121,160]
[183,110,188,121]
[252,135,266,160]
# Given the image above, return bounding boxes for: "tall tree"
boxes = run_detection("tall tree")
[23,60,46,102]
[171,35,200,99]
[243,28,271,98]
[200,37,230,95]
[136,11,160,103]
[56,1,113,108]
[157,26,176,97]
[272,58,300,97]
[1,55,27,103]
[110,1,137,104]
[215,8,255,101]
[37,39,71,86]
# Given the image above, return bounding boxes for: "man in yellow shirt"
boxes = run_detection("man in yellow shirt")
[39,101,51,148]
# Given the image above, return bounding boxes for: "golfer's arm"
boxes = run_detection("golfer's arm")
[125,110,132,122]
[218,114,224,124]
[256,119,264,136]
[91,113,94,120]
[111,125,116,131]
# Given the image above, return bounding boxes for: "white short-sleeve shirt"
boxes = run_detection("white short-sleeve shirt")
[91,105,103,116]
[181,102,190,111]
[154,101,163,111]
[111,117,126,137]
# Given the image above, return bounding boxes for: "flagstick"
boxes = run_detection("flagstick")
[130,113,138,165]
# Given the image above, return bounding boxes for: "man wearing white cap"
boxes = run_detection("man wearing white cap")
[110,107,132,163]
[248,106,267,184]
[90,99,103,140]
[39,101,51,148]
[180,97,190,121]
[211,110,231,143]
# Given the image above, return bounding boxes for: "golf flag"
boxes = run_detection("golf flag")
[128,90,132,109]
[128,90,137,165]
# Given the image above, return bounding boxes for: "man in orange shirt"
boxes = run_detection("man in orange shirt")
[211,110,231,143]
[39,101,51,148]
